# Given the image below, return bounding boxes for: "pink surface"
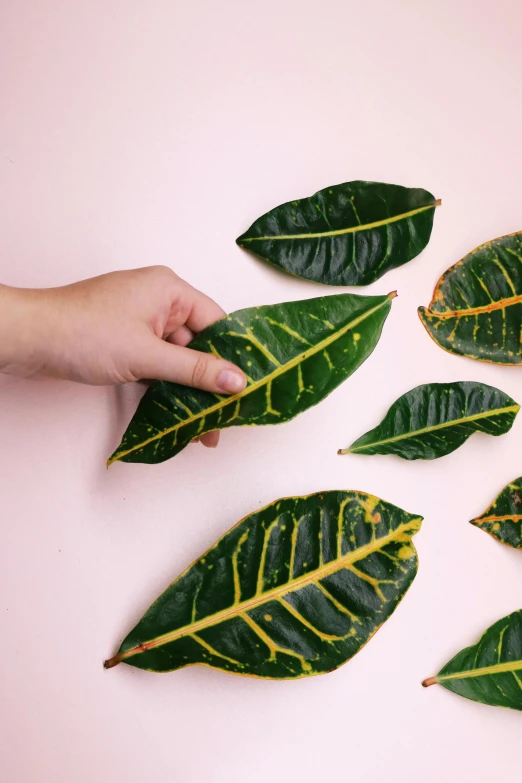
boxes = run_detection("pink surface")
[2,1,522,781]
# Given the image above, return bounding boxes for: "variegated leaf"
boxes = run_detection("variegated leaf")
[105,491,422,678]
[236,181,439,286]
[471,476,522,549]
[109,292,394,465]
[339,382,519,460]
[423,609,522,710]
[419,230,522,364]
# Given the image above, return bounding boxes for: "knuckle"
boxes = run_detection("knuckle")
[191,354,210,387]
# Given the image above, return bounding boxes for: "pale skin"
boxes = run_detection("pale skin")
[0,265,247,448]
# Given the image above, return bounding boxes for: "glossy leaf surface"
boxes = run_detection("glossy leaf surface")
[471,476,522,549]
[236,181,439,286]
[105,491,422,678]
[419,231,522,364]
[109,292,394,465]
[339,382,519,460]
[423,609,522,710]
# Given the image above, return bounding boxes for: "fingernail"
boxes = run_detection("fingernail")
[217,368,247,393]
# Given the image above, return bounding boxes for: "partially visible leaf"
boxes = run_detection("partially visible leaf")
[419,230,522,364]
[471,476,522,549]
[338,382,519,460]
[423,609,522,710]
[104,491,423,678]
[236,181,440,286]
[109,292,394,465]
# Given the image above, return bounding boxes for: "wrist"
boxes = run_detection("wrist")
[0,285,54,377]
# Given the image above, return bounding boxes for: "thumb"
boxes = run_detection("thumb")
[136,337,247,394]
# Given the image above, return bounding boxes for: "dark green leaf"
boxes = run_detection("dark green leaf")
[423,609,522,710]
[109,292,394,465]
[104,490,422,678]
[339,382,519,460]
[470,476,522,549]
[419,230,522,364]
[236,181,439,286]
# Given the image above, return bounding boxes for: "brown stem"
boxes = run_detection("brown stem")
[104,654,122,670]
[434,198,442,207]
[387,290,398,300]
[421,676,438,688]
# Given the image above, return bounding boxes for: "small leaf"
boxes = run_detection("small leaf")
[419,230,522,364]
[339,381,519,460]
[104,490,422,678]
[423,609,522,710]
[237,181,439,286]
[109,292,394,465]
[470,476,522,549]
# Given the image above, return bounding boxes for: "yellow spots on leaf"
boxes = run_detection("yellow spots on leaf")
[353,333,361,343]
[397,545,414,560]
[264,614,272,622]
[246,345,252,351]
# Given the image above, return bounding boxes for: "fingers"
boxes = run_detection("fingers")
[180,281,226,334]
[136,337,247,394]
[200,431,220,448]
[167,324,195,347]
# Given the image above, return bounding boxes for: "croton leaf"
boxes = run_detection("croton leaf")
[108,292,394,465]
[338,381,519,460]
[236,181,440,286]
[423,609,522,710]
[470,476,522,549]
[104,490,422,678]
[419,230,522,364]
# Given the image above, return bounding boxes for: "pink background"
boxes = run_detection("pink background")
[2,1,522,781]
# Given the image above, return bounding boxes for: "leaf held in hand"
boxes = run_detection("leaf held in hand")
[236,181,439,286]
[109,292,394,465]
[419,230,522,364]
[470,476,522,549]
[104,490,422,678]
[423,609,522,710]
[339,381,519,460]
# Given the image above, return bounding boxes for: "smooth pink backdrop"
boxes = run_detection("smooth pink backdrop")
[2,2,522,781]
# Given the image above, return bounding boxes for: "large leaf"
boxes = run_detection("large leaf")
[338,382,519,460]
[470,476,522,549]
[236,181,440,286]
[104,490,422,678]
[423,609,522,710]
[108,292,394,465]
[419,230,522,364]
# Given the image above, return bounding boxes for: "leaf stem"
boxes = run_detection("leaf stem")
[421,676,438,687]
[104,654,122,669]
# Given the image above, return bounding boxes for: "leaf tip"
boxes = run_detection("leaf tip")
[421,676,438,688]
[387,290,398,300]
[434,198,442,207]
[337,448,349,455]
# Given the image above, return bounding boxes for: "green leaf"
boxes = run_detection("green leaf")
[338,382,519,460]
[419,230,522,364]
[236,181,439,286]
[104,490,422,678]
[470,476,522,549]
[422,609,522,710]
[108,292,394,465]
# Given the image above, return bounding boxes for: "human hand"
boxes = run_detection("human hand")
[0,266,247,447]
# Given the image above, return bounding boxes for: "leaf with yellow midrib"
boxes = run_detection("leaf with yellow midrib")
[105,491,422,678]
[470,476,522,549]
[423,609,522,710]
[108,291,394,465]
[236,180,439,286]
